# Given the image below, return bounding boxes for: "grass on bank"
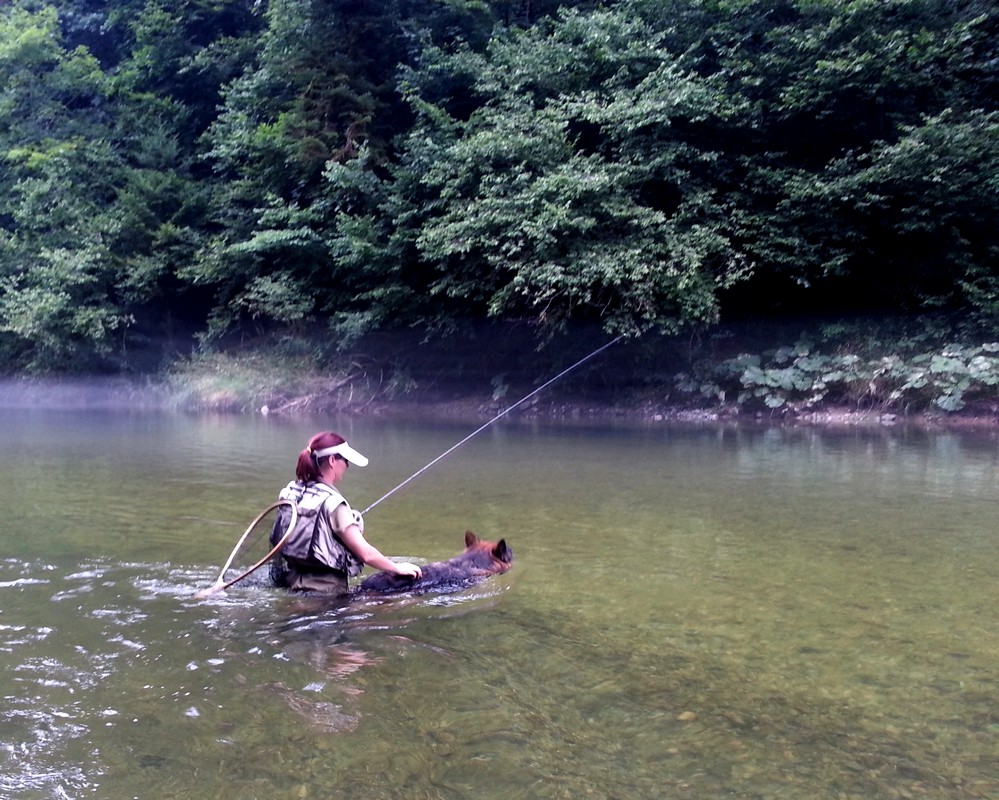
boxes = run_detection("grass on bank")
[165,341,386,413]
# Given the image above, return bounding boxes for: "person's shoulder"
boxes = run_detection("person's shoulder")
[305,481,347,506]
[278,480,342,506]
[278,479,305,499]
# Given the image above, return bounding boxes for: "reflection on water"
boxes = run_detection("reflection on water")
[2,411,999,799]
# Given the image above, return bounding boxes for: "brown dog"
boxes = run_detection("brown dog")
[357,531,513,594]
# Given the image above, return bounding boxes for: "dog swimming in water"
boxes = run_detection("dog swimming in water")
[357,531,513,595]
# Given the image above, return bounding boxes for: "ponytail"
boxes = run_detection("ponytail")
[295,432,348,482]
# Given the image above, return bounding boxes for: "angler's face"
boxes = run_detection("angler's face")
[330,454,349,482]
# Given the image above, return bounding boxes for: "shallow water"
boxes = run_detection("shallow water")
[2,410,999,799]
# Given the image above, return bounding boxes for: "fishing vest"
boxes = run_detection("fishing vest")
[271,480,364,577]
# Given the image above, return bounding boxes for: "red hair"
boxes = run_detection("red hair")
[296,431,347,482]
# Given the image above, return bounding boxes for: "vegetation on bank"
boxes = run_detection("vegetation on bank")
[165,337,414,413]
[678,332,999,418]
[162,317,999,422]
[1,1,998,377]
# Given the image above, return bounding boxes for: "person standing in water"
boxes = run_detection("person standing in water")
[269,431,422,594]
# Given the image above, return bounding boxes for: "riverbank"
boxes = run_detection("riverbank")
[5,318,999,432]
[2,371,999,432]
[217,319,999,432]
[374,390,999,432]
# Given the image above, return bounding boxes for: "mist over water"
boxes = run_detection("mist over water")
[0,378,170,411]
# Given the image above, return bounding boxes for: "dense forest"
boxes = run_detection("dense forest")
[1,0,997,385]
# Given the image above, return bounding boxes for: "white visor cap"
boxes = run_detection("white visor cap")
[313,441,369,467]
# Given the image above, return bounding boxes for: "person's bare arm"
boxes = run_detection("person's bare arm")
[335,506,422,578]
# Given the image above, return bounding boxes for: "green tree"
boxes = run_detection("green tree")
[774,110,999,313]
[0,5,130,370]
[4,0,998,371]
[334,8,749,339]
[628,0,999,319]
[0,1,250,370]
[191,0,419,338]
[190,0,602,342]
[106,0,261,350]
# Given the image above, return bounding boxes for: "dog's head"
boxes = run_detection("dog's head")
[463,530,513,573]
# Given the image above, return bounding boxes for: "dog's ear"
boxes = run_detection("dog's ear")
[464,530,480,547]
[493,539,513,564]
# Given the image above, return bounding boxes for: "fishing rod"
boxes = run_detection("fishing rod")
[361,333,626,515]
[193,333,626,598]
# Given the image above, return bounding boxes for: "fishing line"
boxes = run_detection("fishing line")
[360,333,626,515]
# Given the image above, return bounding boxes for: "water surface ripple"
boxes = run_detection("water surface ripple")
[1,411,998,799]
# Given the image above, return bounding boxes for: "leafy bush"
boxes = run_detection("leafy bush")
[676,338,999,414]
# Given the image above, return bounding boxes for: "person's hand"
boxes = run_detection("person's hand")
[393,562,422,580]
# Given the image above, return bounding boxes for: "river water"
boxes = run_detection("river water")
[1,408,998,799]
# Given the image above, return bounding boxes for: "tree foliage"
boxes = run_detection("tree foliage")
[0,6,126,369]
[0,0,997,371]
[380,9,749,336]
